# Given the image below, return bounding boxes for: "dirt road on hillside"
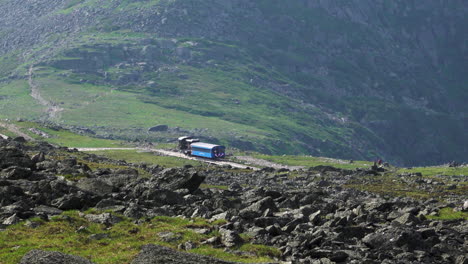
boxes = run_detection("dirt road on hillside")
[28,66,63,119]
[0,122,35,141]
[78,147,262,170]
[78,147,309,170]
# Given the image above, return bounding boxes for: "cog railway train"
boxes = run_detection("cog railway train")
[178,136,226,159]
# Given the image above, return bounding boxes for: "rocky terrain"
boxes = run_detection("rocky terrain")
[1,137,467,263]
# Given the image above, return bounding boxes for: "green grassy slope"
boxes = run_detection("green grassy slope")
[0,0,466,165]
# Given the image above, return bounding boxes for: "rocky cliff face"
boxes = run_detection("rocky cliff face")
[0,0,466,165]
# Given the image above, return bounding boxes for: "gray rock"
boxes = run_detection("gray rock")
[36,160,57,171]
[123,203,144,219]
[158,231,182,243]
[393,213,421,226]
[0,148,33,169]
[362,227,424,251]
[219,229,243,248]
[20,249,95,264]
[240,197,278,219]
[84,213,122,226]
[265,225,282,236]
[89,233,110,240]
[60,158,77,168]
[131,244,234,264]
[24,220,42,228]
[13,136,27,143]
[76,178,113,195]
[330,251,349,262]
[455,255,468,264]
[417,227,437,239]
[2,213,21,225]
[140,188,184,206]
[52,194,83,210]
[336,226,374,241]
[95,198,121,209]
[155,168,205,194]
[228,182,242,192]
[31,152,46,163]
[183,241,196,250]
[201,236,221,246]
[309,210,322,225]
[102,173,139,189]
[1,166,32,180]
[33,205,63,216]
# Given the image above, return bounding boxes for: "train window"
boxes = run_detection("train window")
[192,147,210,153]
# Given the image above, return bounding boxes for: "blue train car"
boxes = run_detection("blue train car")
[190,142,226,159]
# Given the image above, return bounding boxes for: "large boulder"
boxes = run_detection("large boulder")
[0,184,24,206]
[131,244,235,264]
[240,197,278,219]
[0,166,32,180]
[51,194,83,210]
[100,169,139,189]
[393,212,421,226]
[20,249,95,264]
[140,188,184,206]
[33,205,63,217]
[362,227,425,251]
[51,190,97,210]
[154,168,205,193]
[31,152,46,164]
[0,148,34,169]
[76,178,113,195]
[2,213,21,225]
[219,229,243,248]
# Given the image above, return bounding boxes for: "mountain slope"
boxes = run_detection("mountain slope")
[0,0,467,165]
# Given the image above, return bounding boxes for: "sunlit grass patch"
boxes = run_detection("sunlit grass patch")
[200,184,229,190]
[252,154,370,170]
[426,207,468,220]
[0,212,279,264]
[397,166,468,177]
[13,121,125,148]
[238,244,282,259]
[87,149,203,168]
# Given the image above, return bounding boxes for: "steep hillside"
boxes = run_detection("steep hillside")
[0,0,467,165]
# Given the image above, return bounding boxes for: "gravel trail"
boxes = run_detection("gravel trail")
[0,122,35,141]
[78,147,259,170]
[28,65,63,119]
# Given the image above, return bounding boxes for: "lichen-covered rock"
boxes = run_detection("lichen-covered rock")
[0,148,34,169]
[1,166,32,180]
[154,168,205,193]
[131,244,235,264]
[20,249,95,264]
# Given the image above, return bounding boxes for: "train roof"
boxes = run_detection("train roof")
[190,142,225,149]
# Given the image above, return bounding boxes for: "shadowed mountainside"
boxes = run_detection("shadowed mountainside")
[0,0,467,165]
